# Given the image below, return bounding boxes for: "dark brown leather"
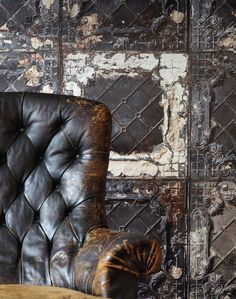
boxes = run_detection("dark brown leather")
[75,228,162,299]
[0,92,162,298]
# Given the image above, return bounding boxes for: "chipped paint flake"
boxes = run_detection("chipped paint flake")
[69,3,79,18]
[42,0,55,10]
[24,65,43,87]
[160,54,187,86]
[31,37,44,49]
[169,10,185,23]
[108,160,158,177]
[92,53,160,72]
[41,84,54,93]
[64,52,160,97]
[219,32,236,50]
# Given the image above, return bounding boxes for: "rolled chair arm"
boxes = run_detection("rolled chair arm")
[74,228,162,299]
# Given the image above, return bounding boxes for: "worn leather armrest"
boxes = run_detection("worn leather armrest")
[74,228,162,299]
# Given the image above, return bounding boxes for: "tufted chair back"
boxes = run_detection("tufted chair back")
[0,92,111,288]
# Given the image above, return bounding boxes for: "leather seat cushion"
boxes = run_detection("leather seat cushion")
[0,285,107,299]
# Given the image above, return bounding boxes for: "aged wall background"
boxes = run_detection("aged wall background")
[0,0,235,298]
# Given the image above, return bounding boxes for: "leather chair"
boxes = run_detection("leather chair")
[0,92,162,299]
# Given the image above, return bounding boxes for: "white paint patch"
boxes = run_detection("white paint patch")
[92,53,160,72]
[0,24,9,31]
[42,0,54,10]
[69,3,79,18]
[63,52,188,177]
[41,84,54,94]
[64,81,82,97]
[108,160,158,177]
[169,10,185,23]
[31,37,43,49]
[64,52,160,96]
[160,54,187,86]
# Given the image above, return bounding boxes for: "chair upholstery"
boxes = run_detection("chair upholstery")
[0,92,162,299]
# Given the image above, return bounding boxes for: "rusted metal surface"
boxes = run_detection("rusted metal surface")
[62,0,187,51]
[0,0,236,298]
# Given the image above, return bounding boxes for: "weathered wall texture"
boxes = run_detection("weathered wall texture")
[64,52,188,177]
[0,0,235,298]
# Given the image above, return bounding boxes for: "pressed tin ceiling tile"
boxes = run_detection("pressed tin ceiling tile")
[63,51,189,178]
[190,52,236,178]
[62,0,188,51]
[0,51,59,93]
[0,0,59,51]
[191,0,236,52]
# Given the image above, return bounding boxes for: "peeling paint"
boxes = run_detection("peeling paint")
[0,24,9,31]
[75,13,103,48]
[31,37,44,49]
[79,14,101,37]
[42,0,55,10]
[108,160,158,177]
[41,83,54,93]
[160,54,187,86]
[169,10,185,23]
[219,32,236,50]
[108,54,188,177]
[64,52,160,96]
[64,52,188,177]
[69,3,79,19]
[92,53,160,72]
[24,65,43,87]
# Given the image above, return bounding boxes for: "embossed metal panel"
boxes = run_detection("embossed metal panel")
[0,0,236,298]
[62,0,188,51]
[190,1,236,298]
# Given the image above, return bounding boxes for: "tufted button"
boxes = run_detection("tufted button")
[75,154,80,159]
[0,214,5,225]
[34,211,40,222]
[18,185,24,193]
[19,127,25,132]
[0,152,7,164]
[54,182,60,190]
[39,155,44,161]
[67,207,72,217]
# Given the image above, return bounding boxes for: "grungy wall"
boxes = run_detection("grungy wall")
[0,0,236,298]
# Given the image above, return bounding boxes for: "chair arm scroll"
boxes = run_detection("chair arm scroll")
[74,228,162,299]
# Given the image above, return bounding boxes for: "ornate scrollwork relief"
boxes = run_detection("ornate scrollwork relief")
[202,273,236,298]
[25,2,58,37]
[204,180,236,216]
[190,179,236,298]
[190,207,211,280]
[202,143,236,177]
[137,185,185,298]
[192,0,215,23]
[192,0,236,50]
[192,81,212,149]
[138,270,182,299]
[191,59,228,150]
[191,273,236,298]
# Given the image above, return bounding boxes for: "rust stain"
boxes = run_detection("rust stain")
[158,181,185,227]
